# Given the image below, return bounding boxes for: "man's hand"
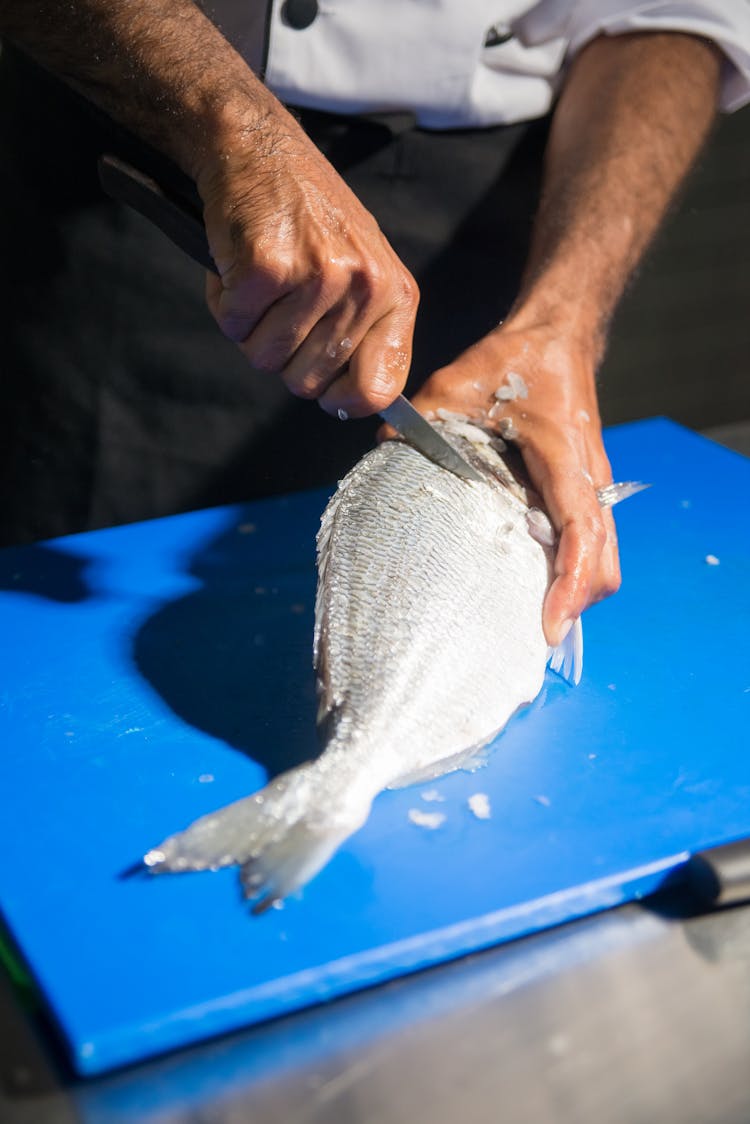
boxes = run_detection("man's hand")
[409,319,619,647]
[0,0,418,418]
[407,31,719,647]
[198,108,419,418]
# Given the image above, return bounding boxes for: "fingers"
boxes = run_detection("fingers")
[235,278,352,388]
[521,435,620,646]
[201,123,420,417]
[318,305,416,417]
[206,249,417,414]
[582,425,622,605]
[405,331,623,644]
[598,510,621,601]
[205,260,293,345]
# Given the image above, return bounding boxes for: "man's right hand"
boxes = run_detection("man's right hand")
[0,0,418,420]
[198,103,419,419]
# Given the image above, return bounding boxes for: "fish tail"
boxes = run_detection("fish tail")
[142,762,371,913]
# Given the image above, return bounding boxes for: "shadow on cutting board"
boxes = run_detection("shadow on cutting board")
[132,510,324,781]
[0,543,92,604]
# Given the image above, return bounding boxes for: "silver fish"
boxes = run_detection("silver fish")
[143,421,644,912]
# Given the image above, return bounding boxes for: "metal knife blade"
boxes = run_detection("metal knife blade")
[379,396,482,482]
[98,155,483,483]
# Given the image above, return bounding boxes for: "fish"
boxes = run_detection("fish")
[142,419,644,912]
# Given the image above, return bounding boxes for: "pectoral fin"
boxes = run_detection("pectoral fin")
[547,616,584,686]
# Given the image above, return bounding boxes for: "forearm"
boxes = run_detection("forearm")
[0,0,286,178]
[2,1,418,417]
[510,31,721,356]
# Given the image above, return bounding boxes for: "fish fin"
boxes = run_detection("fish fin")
[388,742,494,789]
[144,763,370,909]
[387,761,456,789]
[596,481,650,509]
[547,616,584,686]
[240,825,346,914]
[526,507,556,547]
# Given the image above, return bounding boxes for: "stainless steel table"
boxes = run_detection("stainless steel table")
[3,890,750,1124]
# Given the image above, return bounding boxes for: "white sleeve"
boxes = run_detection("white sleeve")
[519,1,750,112]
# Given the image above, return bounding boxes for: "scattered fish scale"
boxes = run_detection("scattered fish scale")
[494,371,528,401]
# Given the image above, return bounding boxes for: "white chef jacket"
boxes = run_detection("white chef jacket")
[207,0,750,127]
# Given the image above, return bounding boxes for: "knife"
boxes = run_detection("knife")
[97,154,482,484]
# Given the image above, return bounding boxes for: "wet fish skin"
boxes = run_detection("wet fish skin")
[145,422,577,912]
[313,427,554,789]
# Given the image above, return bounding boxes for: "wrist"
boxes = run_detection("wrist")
[189,81,312,205]
[169,69,278,182]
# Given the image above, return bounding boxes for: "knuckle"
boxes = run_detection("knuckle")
[216,303,254,344]
[221,259,282,301]
[245,351,278,375]
[589,517,608,552]
[246,341,268,369]
[246,247,289,290]
[424,366,456,400]
[576,510,607,553]
[247,334,299,375]
[592,570,622,603]
[351,261,384,306]
[603,571,623,597]
[315,266,345,309]
[294,381,320,401]
[400,270,420,310]
[285,369,324,400]
[221,319,252,345]
[600,544,622,599]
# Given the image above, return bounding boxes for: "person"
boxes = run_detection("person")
[0,1,748,648]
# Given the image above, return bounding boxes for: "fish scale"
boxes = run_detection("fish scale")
[143,422,582,912]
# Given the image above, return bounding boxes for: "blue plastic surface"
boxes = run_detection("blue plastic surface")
[0,418,748,1076]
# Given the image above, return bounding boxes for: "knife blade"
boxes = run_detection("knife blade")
[378,396,482,481]
[98,154,483,484]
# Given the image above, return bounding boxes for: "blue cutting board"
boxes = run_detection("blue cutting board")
[1,418,748,1075]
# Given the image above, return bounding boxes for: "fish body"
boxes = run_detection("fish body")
[145,422,585,910]
[313,424,555,790]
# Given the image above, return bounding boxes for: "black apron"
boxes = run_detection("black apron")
[0,45,547,546]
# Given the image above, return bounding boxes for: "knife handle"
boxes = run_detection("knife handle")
[685,838,750,907]
[98,154,218,276]
[99,153,481,476]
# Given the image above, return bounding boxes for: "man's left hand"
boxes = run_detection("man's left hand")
[405,319,621,648]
